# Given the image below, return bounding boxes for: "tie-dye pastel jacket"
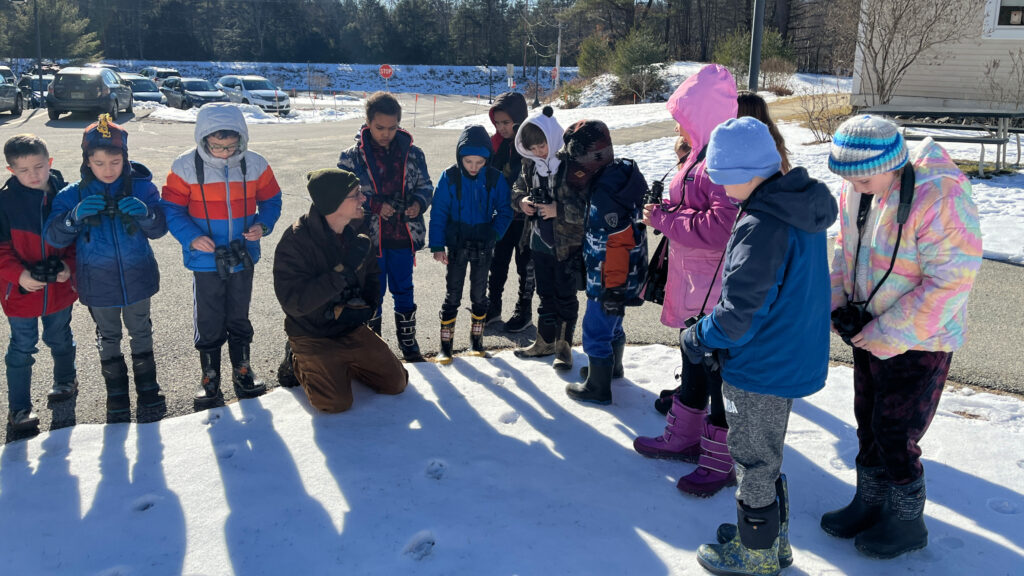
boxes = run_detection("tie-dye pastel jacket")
[830,137,982,360]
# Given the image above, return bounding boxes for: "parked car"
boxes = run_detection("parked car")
[85,62,122,73]
[46,67,133,121]
[216,75,290,115]
[161,77,228,109]
[0,73,23,117]
[17,73,54,108]
[0,65,16,85]
[120,73,165,104]
[139,66,180,87]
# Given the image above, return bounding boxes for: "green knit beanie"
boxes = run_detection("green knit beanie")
[306,168,360,215]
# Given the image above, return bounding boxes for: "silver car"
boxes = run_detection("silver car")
[216,75,290,115]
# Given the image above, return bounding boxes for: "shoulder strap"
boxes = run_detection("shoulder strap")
[485,166,500,192]
[897,164,915,225]
[446,165,462,202]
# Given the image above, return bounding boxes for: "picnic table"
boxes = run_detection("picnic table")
[862,105,1024,174]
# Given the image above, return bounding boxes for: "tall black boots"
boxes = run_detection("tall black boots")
[566,355,613,405]
[132,351,166,420]
[395,309,426,363]
[277,341,300,388]
[821,464,887,538]
[102,355,131,423]
[697,500,781,576]
[437,317,456,365]
[194,349,224,410]
[855,475,929,558]
[229,341,266,398]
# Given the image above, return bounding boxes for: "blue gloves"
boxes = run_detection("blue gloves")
[73,194,106,222]
[117,196,149,218]
[681,323,719,372]
[600,286,626,317]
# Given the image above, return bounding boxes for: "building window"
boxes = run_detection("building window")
[999,0,1024,25]
[984,0,1024,38]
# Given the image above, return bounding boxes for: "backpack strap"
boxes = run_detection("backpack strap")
[897,163,915,225]
[446,165,462,202]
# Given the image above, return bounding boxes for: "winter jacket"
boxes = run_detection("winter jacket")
[583,159,649,303]
[510,110,588,262]
[695,168,838,398]
[337,126,433,253]
[429,126,514,251]
[830,137,982,360]
[489,91,528,192]
[161,104,283,273]
[44,162,167,308]
[649,64,739,328]
[0,171,77,318]
[274,211,381,339]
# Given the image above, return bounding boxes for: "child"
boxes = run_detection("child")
[683,117,837,575]
[429,125,513,364]
[737,91,791,174]
[560,120,648,405]
[484,91,534,332]
[511,106,587,371]
[162,104,282,410]
[0,135,77,433]
[821,115,982,559]
[338,92,434,363]
[634,64,740,498]
[44,115,168,423]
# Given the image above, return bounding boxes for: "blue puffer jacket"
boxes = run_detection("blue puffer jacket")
[44,162,167,308]
[694,168,837,398]
[583,159,649,303]
[428,125,513,251]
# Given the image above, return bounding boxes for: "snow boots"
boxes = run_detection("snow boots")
[437,317,456,365]
[194,349,224,410]
[677,417,736,497]
[46,379,78,403]
[514,314,558,358]
[579,336,624,381]
[855,475,928,558]
[132,351,166,419]
[7,408,39,432]
[102,355,131,423]
[698,500,781,576]
[566,355,613,405]
[503,298,533,333]
[484,301,502,325]
[469,313,487,356]
[277,341,300,388]
[632,397,704,461]
[395,309,426,363]
[820,464,887,539]
[717,474,793,569]
[552,320,575,371]
[229,342,266,398]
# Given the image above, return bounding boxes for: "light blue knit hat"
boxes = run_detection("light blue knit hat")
[706,117,782,185]
[828,115,909,178]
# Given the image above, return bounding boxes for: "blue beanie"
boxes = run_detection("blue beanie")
[828,115,908,178]
[706,117,782,185]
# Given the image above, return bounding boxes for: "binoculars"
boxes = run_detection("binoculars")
[528,186,553,207]
[386,197,412,223]
[82,195,137,234]
[214,239,255,280]
[831,302,873,346]
[29,256,64,283]
[644,180,664,207]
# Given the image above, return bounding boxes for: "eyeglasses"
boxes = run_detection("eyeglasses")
[208,143,240,153]
[345,190,365,201]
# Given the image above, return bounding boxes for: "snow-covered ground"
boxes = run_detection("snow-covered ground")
[1,346,1021,575]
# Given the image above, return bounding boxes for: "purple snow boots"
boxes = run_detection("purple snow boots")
[676,417,736,497]
[633,397,704,461]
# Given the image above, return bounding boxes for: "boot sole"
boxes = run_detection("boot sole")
[9,420,40,433]
[677,477,738,498]
[234,386,267,399]
[503,322,533,333]
[697,555,780,576]
[854,540,927,559]
[632,447,700,463]
[194,396,225,410]
[566,393,611,406]
[46,388,78,403]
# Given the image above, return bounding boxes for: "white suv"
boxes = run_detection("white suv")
[216,75,290,116]
[138,66,180,87]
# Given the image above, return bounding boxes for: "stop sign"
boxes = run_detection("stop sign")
[550,67,558,80]
[379,64,394,80]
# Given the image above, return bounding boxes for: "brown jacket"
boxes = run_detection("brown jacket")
[274,208,380,339]
[511,159,588,262]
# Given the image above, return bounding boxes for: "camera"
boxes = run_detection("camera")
[29,256,64,283]
[831,302,873,346]
[214,239,255,280]
[644,180,664,207]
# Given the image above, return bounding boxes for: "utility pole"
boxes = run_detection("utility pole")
[748,0,766,91]
[554,22,562,90]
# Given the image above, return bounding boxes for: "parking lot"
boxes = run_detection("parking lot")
[1,96,1022,441]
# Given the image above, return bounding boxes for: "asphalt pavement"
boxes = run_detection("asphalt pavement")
[1,95,1022,443]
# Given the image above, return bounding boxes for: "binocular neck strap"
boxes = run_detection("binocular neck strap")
[661,146,706,216]
[850,183,910,309]
[193,152,250,239]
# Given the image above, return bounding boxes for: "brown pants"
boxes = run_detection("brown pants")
[289,326,408,413]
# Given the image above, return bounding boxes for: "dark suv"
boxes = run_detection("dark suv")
[47,67,133,121]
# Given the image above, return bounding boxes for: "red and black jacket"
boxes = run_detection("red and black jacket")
[0,172,77,318]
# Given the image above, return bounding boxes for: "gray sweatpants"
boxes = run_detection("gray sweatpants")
[723,382,793,508]
[88,298,154,361]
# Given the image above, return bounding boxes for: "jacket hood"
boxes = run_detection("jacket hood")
[743,168,837,234]
[79,160,153,187]
[909,137,969,189]
[457,125,493,176]
[667,64,738,154]
[194,104,250,168]
[489,91,529,126]
[515,106,564,177]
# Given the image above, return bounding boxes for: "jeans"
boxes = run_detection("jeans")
[441,243,494,321]
[5,306,76,411]
[376,248,416,316]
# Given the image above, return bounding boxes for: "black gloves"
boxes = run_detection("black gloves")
[681,323,719,372]
[600,286,627,317]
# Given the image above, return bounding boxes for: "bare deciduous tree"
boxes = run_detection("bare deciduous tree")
[857,0,985,105]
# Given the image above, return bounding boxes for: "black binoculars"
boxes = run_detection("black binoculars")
[528,186,552,207]
[386,197,412,223]
[831,302,873,346]
[214,239,255,280]
[83,195,137,234]
[644,180,664,207]
[29,256,64,283]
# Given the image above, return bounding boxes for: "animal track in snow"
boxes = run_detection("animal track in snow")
[499,411,520,424]
[987,498,1021,515]
[491,371,513,387]
[1017,459,1024,470]
[937,537,964,550]
[425,459,447,480]
[403,530,436,560]
[132,495,158,512]
[217,445,237,460]
[201,411,221,426]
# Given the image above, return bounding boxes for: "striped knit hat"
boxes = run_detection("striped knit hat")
[828,115,908,178]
